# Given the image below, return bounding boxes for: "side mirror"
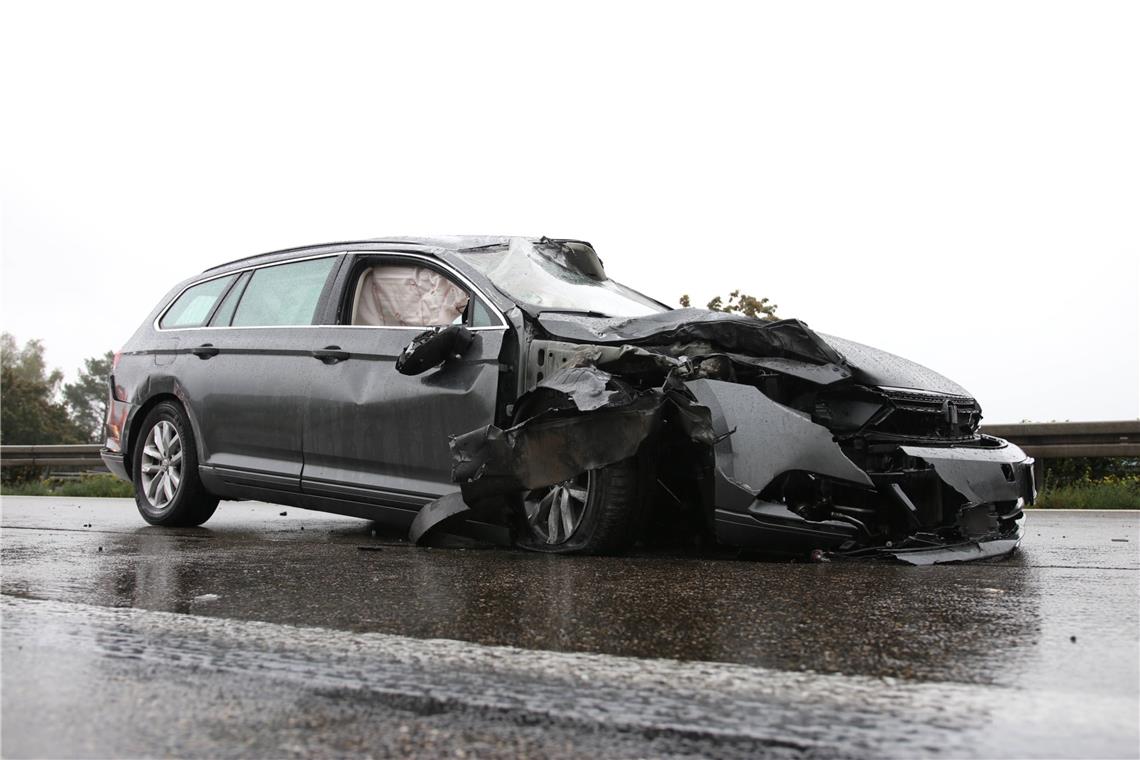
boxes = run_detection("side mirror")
[396,325,475,376]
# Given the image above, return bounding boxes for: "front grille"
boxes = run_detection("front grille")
[870,388,980,440]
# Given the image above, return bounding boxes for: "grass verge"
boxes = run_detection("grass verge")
[1033,477,1140,509]
[1,474,134,498]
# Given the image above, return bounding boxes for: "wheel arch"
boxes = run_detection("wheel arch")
[123,390,204,479]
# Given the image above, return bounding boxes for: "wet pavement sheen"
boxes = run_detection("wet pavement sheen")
[2,496,1138,758]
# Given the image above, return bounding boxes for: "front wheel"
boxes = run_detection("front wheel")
[132,401,218,527]
[515,459,640,555]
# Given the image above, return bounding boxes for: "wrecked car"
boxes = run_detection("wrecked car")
[102,236,1033,564]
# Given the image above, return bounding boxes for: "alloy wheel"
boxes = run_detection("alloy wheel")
[140,420,183,509]
[523,472,592,545]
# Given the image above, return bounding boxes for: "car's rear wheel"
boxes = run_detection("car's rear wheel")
[132,401,218,527]
[515,459,640,554]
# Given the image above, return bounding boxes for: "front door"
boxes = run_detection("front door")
[301,254,507,522]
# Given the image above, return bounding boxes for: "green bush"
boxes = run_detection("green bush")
[1034,476,1140,509]
[0,473,133,498]
[1044,456,1139,488]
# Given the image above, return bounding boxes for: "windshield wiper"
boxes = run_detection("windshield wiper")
[537,309,612,318]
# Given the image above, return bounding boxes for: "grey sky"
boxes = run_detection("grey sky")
[2,1,1137,424]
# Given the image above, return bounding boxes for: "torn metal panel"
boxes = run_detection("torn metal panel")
[537,311,845,367]
[561,343,684,376]
[409,491,469,544]
[579,343,684,371]
[713,503,861,550]
[523,339,684,397]
[533,309,972,399]
[685,379,873,502]
[900,443,1033,505]
[451,395,663,494]
[665,390,720,446]
[725,354,851,385]
[527,366,617,412]
[409,491,513,547]
[886,521,1025,565]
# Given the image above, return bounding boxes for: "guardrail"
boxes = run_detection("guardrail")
[979,420,1140,459]
[0,444,105,469]
[1,421,1137,472]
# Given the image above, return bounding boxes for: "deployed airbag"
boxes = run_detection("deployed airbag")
[353,265,469,327]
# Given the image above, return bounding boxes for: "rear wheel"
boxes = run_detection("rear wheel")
[515,459,640,554]
[132,401,218,526]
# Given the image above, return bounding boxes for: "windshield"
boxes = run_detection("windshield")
[455,238,667,318]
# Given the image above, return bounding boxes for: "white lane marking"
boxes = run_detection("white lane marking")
[3,595,1136,758]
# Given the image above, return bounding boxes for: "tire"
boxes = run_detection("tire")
[131,401,218,527]
[515,458,641,555]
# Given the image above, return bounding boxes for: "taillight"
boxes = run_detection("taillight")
[112,351,122,369]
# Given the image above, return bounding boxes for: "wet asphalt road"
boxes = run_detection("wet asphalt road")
[2,497,1137,758]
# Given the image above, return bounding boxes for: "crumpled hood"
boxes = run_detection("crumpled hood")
[819,334,972,397]
[536,309,972,398]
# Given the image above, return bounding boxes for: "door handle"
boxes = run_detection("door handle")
[312,346,350,364]
[191,344,219,359]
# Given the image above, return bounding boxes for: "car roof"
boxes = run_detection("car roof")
[200,235,549,276]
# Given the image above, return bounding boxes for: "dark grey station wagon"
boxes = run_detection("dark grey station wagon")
[103,236,1034,563]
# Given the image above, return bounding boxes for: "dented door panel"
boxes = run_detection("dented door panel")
[300,326,505,510]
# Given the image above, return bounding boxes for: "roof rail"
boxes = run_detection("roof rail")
[200,239,432,273]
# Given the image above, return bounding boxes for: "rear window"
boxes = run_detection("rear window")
[159,275,237,329]
[230,257,336,327]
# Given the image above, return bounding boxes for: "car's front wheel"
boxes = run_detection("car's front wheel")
[132,401,218,527]
[515,459,640,554]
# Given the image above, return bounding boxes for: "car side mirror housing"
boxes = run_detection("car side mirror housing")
[395,325,475,376]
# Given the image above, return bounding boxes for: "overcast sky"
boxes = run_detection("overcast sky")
[2,1,1136,424]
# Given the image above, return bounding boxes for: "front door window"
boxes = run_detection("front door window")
[351,265,469,327]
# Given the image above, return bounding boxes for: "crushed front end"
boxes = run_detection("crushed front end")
[689,379,1032,564]
[431,238,1033,563]
[503,310,1033,563]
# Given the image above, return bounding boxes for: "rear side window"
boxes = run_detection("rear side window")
[160,275,237,329]
[230,257,336,327]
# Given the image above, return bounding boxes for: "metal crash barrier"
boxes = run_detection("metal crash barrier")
[1,421,1136,480]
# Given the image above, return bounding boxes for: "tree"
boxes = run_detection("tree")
[63,351,114,443]
[679,290,779,321]
[1,333,85,444]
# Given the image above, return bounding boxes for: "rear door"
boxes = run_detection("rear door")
[161,254,341,498]
[300,253,507,520]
